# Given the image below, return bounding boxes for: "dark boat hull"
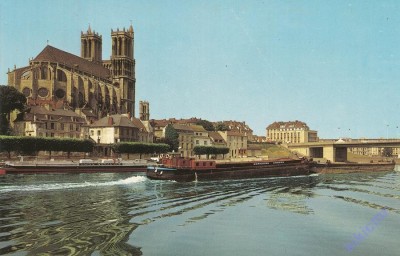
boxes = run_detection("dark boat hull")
[0,165,147,174]
[147,163,311,182]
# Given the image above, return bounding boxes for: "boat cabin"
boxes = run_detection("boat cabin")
[161,157,216,170]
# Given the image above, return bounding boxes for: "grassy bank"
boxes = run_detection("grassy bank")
[258,143,296,159]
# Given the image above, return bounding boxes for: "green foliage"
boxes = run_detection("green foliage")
[0,136,94,158]
[112,142,169,157]
[196,120,215,131]
[0,86,26,135]
[215,122,229,131]
[164,124,179,152]
[0,86,26,113]
[382,148,393,157]
[193,146,229,158]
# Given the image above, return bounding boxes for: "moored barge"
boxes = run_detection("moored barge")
[146,157,311,182]
[311,161,396,174]
[0,159,148,174]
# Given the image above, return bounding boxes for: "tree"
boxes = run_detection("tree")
[196,120,215,131]
[382,148,392,157]
[164,124,179,152]
[0,136,94,159]
[0,136,16,158]
[193,146,229,159]
[215,122,229,131]
[0,86,26,135]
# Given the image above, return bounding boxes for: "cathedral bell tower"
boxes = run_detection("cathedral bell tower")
[139,101,150,121]
[111,25,135,116]
[81,25,102,63]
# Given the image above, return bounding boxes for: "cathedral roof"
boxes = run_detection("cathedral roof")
[33,45,111,80]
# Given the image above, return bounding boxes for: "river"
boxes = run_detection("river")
[0,167,399,255]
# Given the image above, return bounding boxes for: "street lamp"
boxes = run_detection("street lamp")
[386,124,389,140]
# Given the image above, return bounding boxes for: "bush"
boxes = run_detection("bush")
[0,136,94,158]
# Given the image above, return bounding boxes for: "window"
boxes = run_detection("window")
[60,123,64,130]
[57,69,67,82]
[97,130,101,136]
[204,141,208,145]
[196,140,199,145]
[50,123,55,130]
[91,130,94,136]
[70,124,74,131]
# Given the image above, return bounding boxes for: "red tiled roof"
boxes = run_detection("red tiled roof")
[190,125,207,132]
[91,115,137,128]
[172,124,194,132]
[150,117,204,127]
[150,119,170,127]
[14,106,85,123]
[214,120,253,133]
[33,45,111,80]
[131,117,146,130]
[226,131,247,137]
[82,109,97,118]
[208,131,224,141]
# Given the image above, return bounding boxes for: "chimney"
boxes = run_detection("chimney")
[108,116,113,126]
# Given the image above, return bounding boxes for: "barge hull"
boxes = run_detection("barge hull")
[0,165,147,175]
[147,163,310,182]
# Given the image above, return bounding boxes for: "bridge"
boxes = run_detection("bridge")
[287,139,400,162]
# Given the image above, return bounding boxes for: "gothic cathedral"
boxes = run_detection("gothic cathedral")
[7,25,136,118]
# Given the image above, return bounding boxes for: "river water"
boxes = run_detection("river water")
[0,168,399,256]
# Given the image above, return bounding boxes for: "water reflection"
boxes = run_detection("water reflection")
[0,170,399,255]
[0,174,143,255]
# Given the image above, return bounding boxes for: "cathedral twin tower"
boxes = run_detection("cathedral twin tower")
[8,25,136,117]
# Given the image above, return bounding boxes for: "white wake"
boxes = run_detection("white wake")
[0,176,147,193]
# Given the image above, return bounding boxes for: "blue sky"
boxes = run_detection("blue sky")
[1,0,399,138]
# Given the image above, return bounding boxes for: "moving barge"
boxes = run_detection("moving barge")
[146,157,311,182]
[0,159,148,174]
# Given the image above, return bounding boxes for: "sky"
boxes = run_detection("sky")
[1,0,400,138]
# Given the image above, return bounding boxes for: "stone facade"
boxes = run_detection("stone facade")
[218,131,248,158]
[172,124,196,158]
[13,106,86,139]
[266,120,319,144]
